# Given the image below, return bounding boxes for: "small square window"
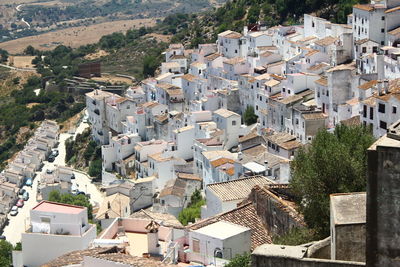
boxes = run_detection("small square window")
[393,106,397,114]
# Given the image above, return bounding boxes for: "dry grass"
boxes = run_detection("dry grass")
[84,49,109,60]
[91,73,134,85]
[0,18,157,54]
[8,56,36,68]
[146,33,173,43]
[59,109,84,133]
[0,67,38,97]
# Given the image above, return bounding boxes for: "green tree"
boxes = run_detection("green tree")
[49,190,93,219]
[24,45,36,56]
[290,125,375,237]
[142,55,159,77]
[178,189,205,226]
[88,159,102,179]
[0,240,13,267]
[243,106,258,125]
[0,49,8,63]
[225,253,251,267]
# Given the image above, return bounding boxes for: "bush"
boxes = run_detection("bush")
[49,190,93,219]
[178,189,205,226]
[88,159,102,179]
[225,253,251,267]
[243,106,258,126]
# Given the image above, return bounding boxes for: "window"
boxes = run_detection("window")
[393,106,397,114]
[362,47,367,53]
[326,90,329,96]
[232,120,237,126]
[288,90,291,94]
[373,46,378,53]
[41,217,51,223]
[363,105,367,118]
[283,88,286,92]
[381,28,385,33]
[382,16,385,21]
[378,103,386,113]
[380,120,387,129]
[235,49,238,53]
[192,239,200,253]
[381,41,385,45]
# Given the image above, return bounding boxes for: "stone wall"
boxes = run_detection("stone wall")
[247,185,305,237]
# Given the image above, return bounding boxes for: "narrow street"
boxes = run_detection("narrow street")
[2,116,103,245]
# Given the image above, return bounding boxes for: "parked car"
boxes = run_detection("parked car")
[52,150,59,157]
[16,199,24,208]
[22,192,29,201]
[48,154,55,162]
[46,169,53,174]
[0,236,6,240]
[76,191,85,196]
[19,188,26,196]
[10,206,18,216]
[25,178,33,187]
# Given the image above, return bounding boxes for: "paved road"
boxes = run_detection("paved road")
[2,118,102,245]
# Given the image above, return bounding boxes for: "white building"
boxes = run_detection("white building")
[187,221,251,265]
[21,201,96,267]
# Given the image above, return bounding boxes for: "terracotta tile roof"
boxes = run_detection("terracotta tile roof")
[159,179,186,198]
[388,27,400,35]
[207,176,272,202]
[362,96,376,106]
[187,202,272,249]
[354,4,374,11]
[196,137,223,146]
[358,80,377,90]
[355,38,369,45]
[176,172,202,181]
[314,36,337,47]
[305,49,319,57]
[385,5,400,13]
[315,76,328,86]
[279,140,303,150]
[181,73,199,82]
[225,32,242,39]
[130,209,184,229]
[302,112,328,120]
[210,157,235,168]
[239,129,259,143]
[265,132,296,145]
[224,57,246,65]
[226,167,235,176]
[307,62,330,72]
[205,53,221,61]
[326,62,356,72]
[91,253,177,266]
[341,115,361,126]
[42,247,137,267]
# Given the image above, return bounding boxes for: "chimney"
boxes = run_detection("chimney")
[384,79,389,94]
[145,220,161,255]
[376,54,384,80]
[378,80,384,96]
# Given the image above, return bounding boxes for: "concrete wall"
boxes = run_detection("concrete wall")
[22,224,96,267]
[252,255,365,267]
[334,224,365,262]
[367,145,400,266]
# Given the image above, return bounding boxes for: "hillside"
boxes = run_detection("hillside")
[0,0,227,45]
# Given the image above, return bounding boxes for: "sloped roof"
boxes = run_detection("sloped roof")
[187,202,272,249]
[207,176,272,202]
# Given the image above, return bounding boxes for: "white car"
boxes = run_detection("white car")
[10,206,18,216]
